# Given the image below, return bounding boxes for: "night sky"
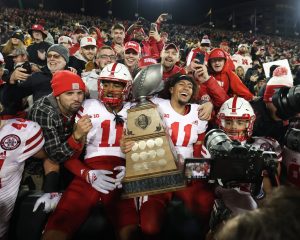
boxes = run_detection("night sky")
[2,0,299,25]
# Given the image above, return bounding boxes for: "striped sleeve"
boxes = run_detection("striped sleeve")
[76,106,84,122]
[19,122,45,162]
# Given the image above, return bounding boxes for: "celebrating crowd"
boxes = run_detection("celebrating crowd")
[0,6,300,240]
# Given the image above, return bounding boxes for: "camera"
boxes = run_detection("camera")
[184,129,278,194]
[20,61,32,74]
[272,85,300,120]
[284,128,300,153]
[161,13,172,21]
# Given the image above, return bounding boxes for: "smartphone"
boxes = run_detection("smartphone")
[20,61,32,74]
[166,14,172,21]
[161,13,172,21]
[195,52,205,64]
[150,23,157,32]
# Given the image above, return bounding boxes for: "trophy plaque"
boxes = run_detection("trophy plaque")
[122,64,186,198]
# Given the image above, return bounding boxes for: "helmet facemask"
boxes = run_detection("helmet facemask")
[217,97,256,142]
[98,63,133,108]
[98,79,131,107]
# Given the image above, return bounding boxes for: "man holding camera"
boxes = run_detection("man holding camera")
[1,44,72,116]
[125,13,168,59]
[252,66,294,144]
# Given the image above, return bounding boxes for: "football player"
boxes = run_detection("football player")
[0,102,46,239]
[42,63,139,240]
[122,73,215,238]
[202,96,281,233]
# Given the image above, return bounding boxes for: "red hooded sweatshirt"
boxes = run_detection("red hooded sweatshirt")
[207,48,253,101]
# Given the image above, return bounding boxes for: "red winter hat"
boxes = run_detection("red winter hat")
[51,70,86,97]
[263,66,293,102]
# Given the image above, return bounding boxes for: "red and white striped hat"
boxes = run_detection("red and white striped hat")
[263,66,293,102]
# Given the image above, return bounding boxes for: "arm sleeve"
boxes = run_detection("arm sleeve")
[19,122,45,162]
[64,156,91,181]
[29,107,83,163]
[228,71,254,101]
[193,132,206,158]
[199,76,229,108]
[1,74,34,107]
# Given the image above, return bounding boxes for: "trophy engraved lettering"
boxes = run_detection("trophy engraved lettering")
[122,64,186,198]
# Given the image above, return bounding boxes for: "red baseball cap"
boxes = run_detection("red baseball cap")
[28,24,47,38]
[163,43,179,52]
[220,41,229,46]
[124,41,141,54]
[138,57,157,68]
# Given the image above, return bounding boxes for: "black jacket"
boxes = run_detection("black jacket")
[1,66,53,115]
[251,98,288,145]
[27,41,52,66]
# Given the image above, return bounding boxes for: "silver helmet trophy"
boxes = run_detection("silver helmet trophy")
[132,64,164,105]
[122,63,185,198]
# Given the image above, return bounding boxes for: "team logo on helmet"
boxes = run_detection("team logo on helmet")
[0,134,21,150]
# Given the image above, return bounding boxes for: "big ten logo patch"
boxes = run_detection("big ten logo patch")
[0,134,21,150]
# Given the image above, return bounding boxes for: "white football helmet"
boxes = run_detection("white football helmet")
[98,63,132,106]
[217,96,256,141]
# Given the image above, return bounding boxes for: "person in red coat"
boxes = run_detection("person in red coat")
[207,48,254,101]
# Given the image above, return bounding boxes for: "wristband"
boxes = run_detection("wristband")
[43,171,60,193]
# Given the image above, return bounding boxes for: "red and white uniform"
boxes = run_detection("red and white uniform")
[152,97,207,158]
[250,136,282,161]
[77,99,130,160]
[45,100,138,236]
[138,98,214,235]
[231,53,253,72]
[0,119,44,238]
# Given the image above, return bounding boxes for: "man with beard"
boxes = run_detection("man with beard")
[28,70,92,209]
[232,44,253,73]
[161,43,186,80]
[69,36,97,75]
[1,44,73,115]
[110,23,126,60]
[42,63,138,240]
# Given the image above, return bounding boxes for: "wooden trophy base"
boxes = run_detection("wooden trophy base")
[122,103,186,198]
[122,168,186,198]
